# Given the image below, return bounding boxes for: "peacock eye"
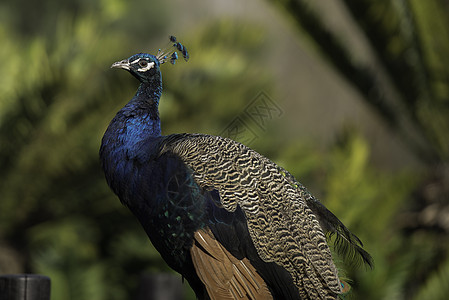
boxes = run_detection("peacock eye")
[139,60,148,68]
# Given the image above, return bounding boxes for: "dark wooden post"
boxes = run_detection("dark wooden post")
[137,273,183,300]
[0,274,51,300]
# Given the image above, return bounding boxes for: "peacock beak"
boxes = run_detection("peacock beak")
[111,59,130,70]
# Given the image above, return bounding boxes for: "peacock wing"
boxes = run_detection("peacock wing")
[160,133,343,298]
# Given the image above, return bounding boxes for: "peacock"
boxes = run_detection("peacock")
[100,36,373,300]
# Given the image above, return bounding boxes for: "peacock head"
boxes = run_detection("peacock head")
[111,36,189,84]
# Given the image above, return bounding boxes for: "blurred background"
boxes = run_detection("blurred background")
[1,0,448,299]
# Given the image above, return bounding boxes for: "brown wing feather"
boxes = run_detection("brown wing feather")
[191,228,273,300]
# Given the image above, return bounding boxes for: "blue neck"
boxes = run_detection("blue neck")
[122,81,162,137]
[100,76,163,203]
[100,79,163,164]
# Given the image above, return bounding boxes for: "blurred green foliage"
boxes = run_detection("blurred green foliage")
[1,0,448,299]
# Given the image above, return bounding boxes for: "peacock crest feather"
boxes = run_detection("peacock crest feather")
[156,35,189,65]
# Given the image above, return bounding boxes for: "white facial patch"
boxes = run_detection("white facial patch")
[130,58,141,65]
[137,60,155,72]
